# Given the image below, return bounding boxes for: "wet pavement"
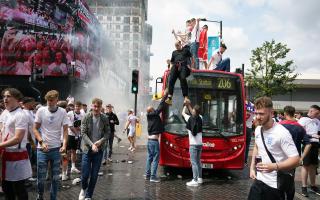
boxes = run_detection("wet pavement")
[1,141,319,200]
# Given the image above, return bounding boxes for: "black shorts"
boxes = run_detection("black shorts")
[302,143,319,166]
[67,135,78,150]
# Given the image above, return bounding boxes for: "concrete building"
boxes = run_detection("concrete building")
[247,74,320,111]
[88,0,153,109]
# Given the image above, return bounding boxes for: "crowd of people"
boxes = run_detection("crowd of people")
[0,88,143,200]
[245,98,320,199]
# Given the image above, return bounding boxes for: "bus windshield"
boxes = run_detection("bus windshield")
[164,74,244,137]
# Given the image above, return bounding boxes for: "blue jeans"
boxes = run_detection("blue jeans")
[37,148,61,200]
[190,42,199,69]
[245,127,252,163]
[189,145,202,181]
[81,150,103,198]
[145,140,160,179]
[215,58,230,72]
[103,132,114,160]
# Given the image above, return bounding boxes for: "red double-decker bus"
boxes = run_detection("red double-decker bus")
[157,69,246,170]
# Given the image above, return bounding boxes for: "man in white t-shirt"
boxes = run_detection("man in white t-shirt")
[182,99,203,187]
[123,109,139,151]
[66,101,84,176]
[298,105,320,197]
[21,97,37,181]
[33,90,69,200]
[0,88,32,199]
[208,43,230,72]
[248,97,299,199]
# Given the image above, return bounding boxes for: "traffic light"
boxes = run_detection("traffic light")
[131,69,139,94]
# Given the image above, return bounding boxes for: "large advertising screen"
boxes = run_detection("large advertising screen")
[0,0,100,81]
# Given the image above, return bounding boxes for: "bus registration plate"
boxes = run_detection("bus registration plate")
[202,163,213,169]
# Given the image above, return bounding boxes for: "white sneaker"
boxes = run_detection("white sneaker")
[128,147,132,151]
[84,198,91,200]
[130,147,136,152]
[186,179,199,187]
[62,174,68,181]
[76,149,81,154]
[28,177,37,182]
[79,189,86,200]
[72,178,81,185]
[71,167,81,174]
[197,178,203,184]
[107,157,112,162]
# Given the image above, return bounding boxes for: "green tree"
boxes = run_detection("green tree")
[246,39,298,97]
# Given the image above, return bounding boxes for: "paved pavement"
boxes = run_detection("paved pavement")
[1,139,319,200]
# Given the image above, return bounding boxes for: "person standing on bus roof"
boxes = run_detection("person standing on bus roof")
[145,94,169,183]
[208,43,230,72]
[248,97,299,200]
[190,18,200,69]
[182,99,203,187]
[165,40,192,105]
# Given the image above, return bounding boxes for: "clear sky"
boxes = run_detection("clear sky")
[147,0,320,82]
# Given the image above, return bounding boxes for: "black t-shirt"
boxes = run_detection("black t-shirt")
[170,47,192,65]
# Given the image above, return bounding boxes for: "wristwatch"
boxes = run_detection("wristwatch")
[39,140,43,146]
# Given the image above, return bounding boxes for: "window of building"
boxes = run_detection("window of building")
[132,59,138,67]
[124,17,130,24]
[123,25,130,32]
[123,33,130,41]
[116,25,120,30]
[133,33,139,40]
[98,15,103,21]
[115,33,120,39]
[115,41,120,47]
[116,16,121,21]
[107,16,112,21]
[133,51,139,58]
[123,42,130,49]
[133,25,140,32]
[132,17,140,24]
[133,42,139,50]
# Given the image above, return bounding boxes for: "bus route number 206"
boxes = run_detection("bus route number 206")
[217,78,232,89]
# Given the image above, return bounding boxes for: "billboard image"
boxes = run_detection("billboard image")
[0,0,100,80]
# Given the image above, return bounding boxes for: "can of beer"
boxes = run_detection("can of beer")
[255,155,262,170]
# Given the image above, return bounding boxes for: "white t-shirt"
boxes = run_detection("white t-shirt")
[0,107,32,181]
[67,110,85,136]
[23,109,35,142]
[35,106,69,149]
[255,123,299,189]
[128,114,137,130]
[298,117,319,143]
[183,114,203,145]
[190,21,200,43]
[209,50,222,69]
[1,108,29,149]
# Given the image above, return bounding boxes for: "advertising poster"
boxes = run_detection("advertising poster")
[207,36,220,62]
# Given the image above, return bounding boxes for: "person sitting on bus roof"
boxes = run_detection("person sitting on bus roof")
[165,41,192,105]
[181,99,203,187]
[208,42,230,72]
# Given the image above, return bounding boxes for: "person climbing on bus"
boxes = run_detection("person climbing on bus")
[208,42,230,72]
[165,40,192,105]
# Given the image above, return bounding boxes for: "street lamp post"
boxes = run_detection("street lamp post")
[201,19,222,39]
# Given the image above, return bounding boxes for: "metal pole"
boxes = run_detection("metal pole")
[242,63,245,77]
[134,93,137,116]
[220,21,223,39]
